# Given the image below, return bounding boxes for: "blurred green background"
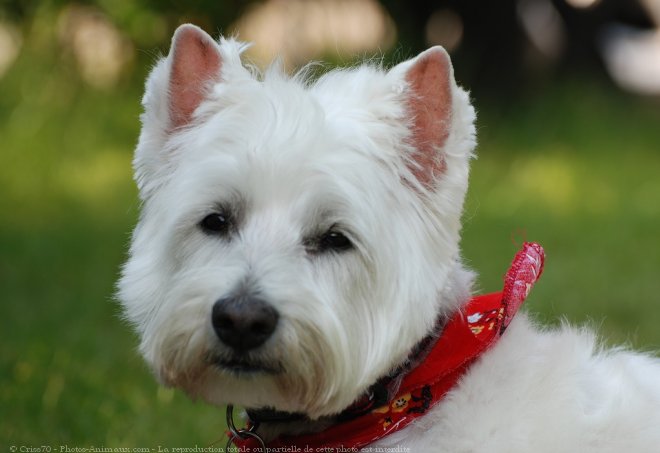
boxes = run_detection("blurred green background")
[2,0,659,448]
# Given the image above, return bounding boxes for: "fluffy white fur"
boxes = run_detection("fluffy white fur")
[118,24,660,452]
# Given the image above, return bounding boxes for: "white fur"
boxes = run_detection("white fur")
[118,27,660,451]
[373,313,660,452]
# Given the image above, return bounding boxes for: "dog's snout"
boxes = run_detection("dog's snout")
[212,296,279,352]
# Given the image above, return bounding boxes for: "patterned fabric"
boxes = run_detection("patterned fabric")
[236,242,545,451]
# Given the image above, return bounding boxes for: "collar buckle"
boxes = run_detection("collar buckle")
[225,404,266,452]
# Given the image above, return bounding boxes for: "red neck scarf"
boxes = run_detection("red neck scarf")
[233,242,545,451]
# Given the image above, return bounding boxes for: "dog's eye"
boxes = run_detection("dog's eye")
[200,212,231,235]
[318,229,353,253]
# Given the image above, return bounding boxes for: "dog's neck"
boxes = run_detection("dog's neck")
[244,263,475,441]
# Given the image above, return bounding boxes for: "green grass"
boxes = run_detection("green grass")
[463,85,660,349]
[2,21,660,447]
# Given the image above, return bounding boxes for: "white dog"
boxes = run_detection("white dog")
[118,24,660,452]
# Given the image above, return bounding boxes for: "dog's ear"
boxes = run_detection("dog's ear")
[133,24,224,199]
[395,47,454,187]
[168,24,222,128]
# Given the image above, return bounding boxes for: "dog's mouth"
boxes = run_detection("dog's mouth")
[211,356,282,376]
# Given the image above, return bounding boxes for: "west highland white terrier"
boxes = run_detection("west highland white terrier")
[118,24,660,452]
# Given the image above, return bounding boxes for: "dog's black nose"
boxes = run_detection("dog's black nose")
[211,296,279,352]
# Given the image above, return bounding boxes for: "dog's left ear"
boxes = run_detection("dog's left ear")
[168,24,223,128]
[393,47,454,187]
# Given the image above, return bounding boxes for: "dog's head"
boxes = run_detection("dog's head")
[118,24,476,419]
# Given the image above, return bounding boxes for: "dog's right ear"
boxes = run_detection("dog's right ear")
[167,24,223,128]
[134,25,225,199]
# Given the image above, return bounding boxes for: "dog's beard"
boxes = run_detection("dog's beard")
[142,291,367,419]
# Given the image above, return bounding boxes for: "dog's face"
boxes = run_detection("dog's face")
[118,25,476,419]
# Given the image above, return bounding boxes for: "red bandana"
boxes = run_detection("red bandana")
[234,242,545,452]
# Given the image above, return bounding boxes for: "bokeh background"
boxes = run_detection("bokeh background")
[2,0,660,447]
